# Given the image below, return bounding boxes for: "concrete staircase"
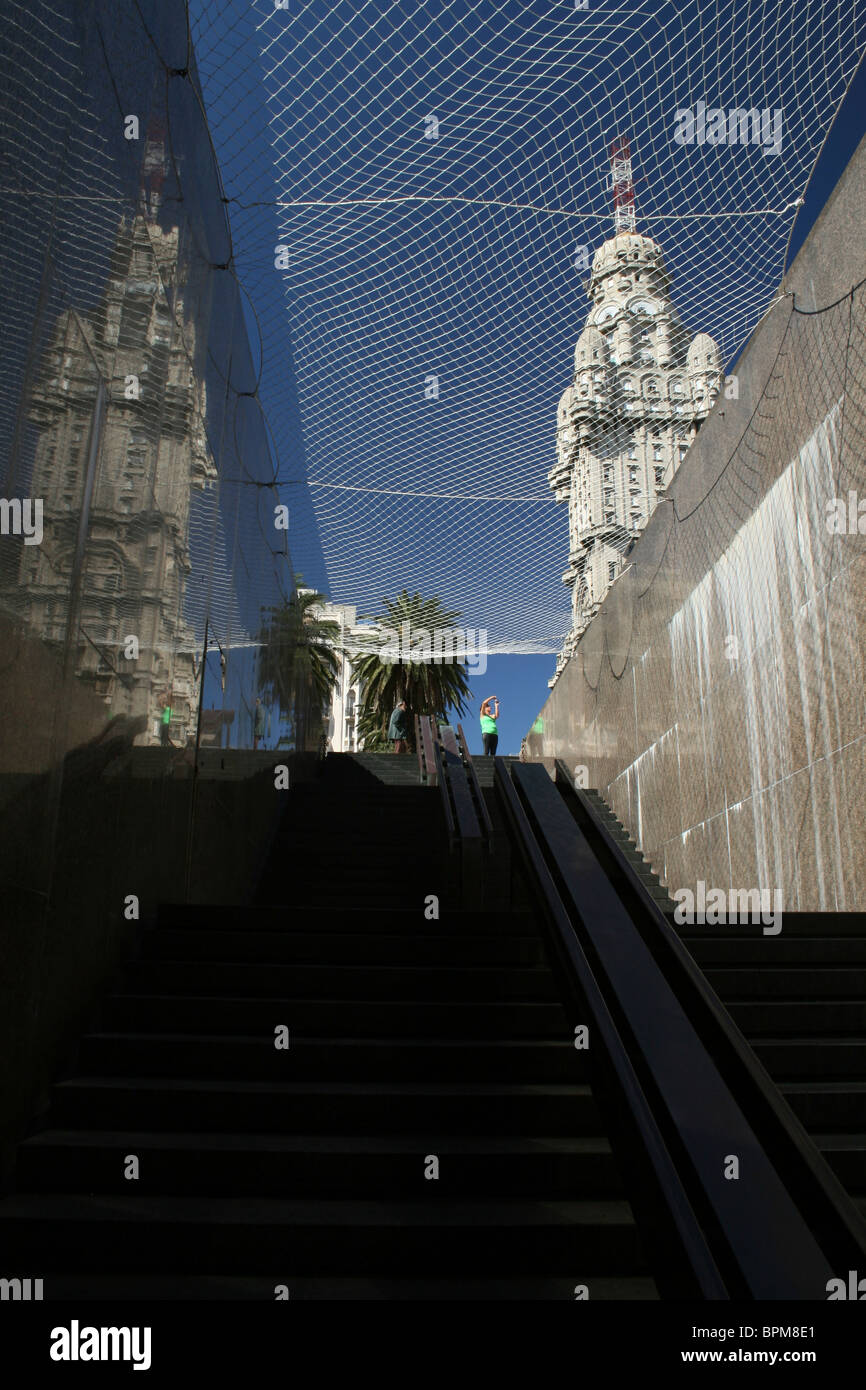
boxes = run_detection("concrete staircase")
[581,787,679,914]
[679,912,866,1219]
[583,785,866,1222]
[0,752,656,1299]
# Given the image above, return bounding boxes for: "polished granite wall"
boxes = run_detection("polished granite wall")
[529,133,866,911]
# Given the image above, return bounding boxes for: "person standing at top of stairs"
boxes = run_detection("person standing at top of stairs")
[388,699,409,753]
[480,696,500,756]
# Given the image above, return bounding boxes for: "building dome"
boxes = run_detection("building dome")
[687,332,721,371]
[557,384,574,424]
[590,232,666,289]
[574,323,607,371]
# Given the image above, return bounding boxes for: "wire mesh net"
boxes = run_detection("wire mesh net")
[190,0,865,654]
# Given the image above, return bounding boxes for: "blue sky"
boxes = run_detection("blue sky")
[188,2,866,753]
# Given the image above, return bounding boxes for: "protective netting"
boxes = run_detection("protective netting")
[189,0,865,654]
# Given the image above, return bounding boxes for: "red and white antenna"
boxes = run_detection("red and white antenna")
[609,136,636,233]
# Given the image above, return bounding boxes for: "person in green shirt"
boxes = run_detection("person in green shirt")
[480,695,500,755]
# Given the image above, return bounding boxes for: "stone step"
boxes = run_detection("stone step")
[47,1077,597,1135]
[77,1033,587,1083]
[31,1273,658,1300]
[100,993,569,1038]
[140,927,546,967]
[124,959,559,1002]
[0,1194,648,1276]
[17,1131,623,1198]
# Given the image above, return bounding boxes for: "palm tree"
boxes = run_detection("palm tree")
[352,590,473,750]
[257,583,341,746]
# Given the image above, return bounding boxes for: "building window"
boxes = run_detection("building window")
[608,562,617,582]
[653,445,663,461]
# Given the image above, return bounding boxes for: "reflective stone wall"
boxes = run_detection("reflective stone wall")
[0,0,314,913]
[0,2,316,1165]
[527,133,866,911]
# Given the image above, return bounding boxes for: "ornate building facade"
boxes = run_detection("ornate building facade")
[17,198,217,744]
[305,596,379,752]
[548,142,723,685]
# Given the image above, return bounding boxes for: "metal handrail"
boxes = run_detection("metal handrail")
[456,721,494,847]
[414,714,425,782]
[415,713,438,787]
[416,718,484,906]
[493,756,726,1300]
[425,721,455,845]
[500,757,853,1298]
[438,725,482,842]
[557,761,866,1272]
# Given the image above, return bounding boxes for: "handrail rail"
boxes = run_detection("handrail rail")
[493,756,726,1299]
[456,721,494,847]
[418,717,454,844]
[501,757,847,1298]
[438,725,481,842]
[556,761,866,1271]
[415,713,438,787]
[420,719,482,906]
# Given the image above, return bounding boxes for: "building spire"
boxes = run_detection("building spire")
[609,136,636,234]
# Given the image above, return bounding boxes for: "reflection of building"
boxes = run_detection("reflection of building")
[18,200,217,744]
[549,140,722,685]
[307,598,378,752]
